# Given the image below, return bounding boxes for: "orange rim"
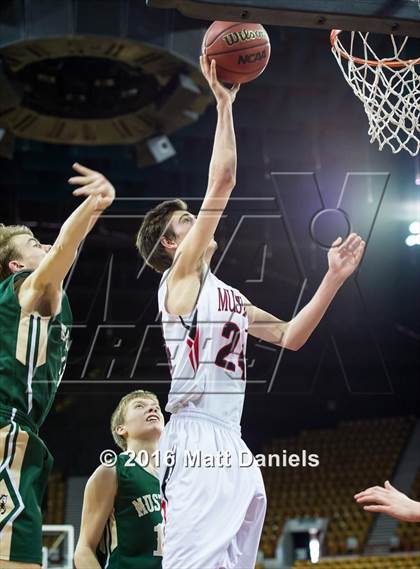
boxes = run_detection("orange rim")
[330,29,420,68]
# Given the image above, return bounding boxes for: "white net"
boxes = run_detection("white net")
[331,31,420,156]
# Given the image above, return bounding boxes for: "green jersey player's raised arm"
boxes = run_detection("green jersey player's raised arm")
[0,163,115,569]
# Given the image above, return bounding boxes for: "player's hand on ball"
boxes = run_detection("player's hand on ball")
[68,163,115,211]
[327,233,365,281]
[354,481,420,522]
[200,55,240,105]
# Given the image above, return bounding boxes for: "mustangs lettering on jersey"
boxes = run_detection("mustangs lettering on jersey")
[158,265,248,425]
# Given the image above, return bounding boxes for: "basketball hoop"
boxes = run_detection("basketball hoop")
[331,30,420,156]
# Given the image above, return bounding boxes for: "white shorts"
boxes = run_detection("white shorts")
[158,409,267,569]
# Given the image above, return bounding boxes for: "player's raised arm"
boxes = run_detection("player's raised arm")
[18,163,115,314]
[168,56,240,279]
[74,465,117,569]
[244,233,365,350]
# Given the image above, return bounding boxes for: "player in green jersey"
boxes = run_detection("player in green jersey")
[75,390,164,569]
[0,163,115,569]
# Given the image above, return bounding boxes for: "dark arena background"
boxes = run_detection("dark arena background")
[0,1,419,567]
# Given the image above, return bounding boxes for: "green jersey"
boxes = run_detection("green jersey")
[97,452,163,569]
[0,270,72,430]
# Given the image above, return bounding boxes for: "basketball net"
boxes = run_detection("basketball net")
[331,30,420,156]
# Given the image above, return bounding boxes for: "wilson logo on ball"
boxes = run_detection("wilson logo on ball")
[223,29,267,46]
[238,50,267,65]
[203,21,271,84]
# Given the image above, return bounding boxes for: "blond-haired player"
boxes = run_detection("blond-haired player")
[0,164,115,569]
[75,390,164,569]
[136,56,365,569]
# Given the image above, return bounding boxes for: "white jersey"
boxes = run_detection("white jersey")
[157,263,248,426]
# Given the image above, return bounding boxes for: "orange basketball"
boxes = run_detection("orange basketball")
[202,21,271,84]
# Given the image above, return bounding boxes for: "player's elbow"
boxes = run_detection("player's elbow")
[283,339,303,351]
[223,171,236,187]
[209,172,236,193]
[278,324,304,351]
[74,543,95,569]
[73,547,82,568]
[277,336,302,351]
[74,542,91,569]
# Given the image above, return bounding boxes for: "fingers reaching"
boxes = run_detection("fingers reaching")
[339,233,360,253]
[230,83,241,95]
[363,504,391,514]
[331,237,343,247]
[354,482,418,522]
[355,488,388,506]
[209,58,217,83]
[200,53,241,104]
[353,241,366,264]
[348,235,364,254]
[200,54,209,78]
[72,182,102,197]
[70,163,102,195]
[335,233,365,263]
[68,175,98,186]
[72,162,96,176]
[68,163,115,211]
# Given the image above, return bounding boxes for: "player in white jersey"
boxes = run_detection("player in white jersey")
[136,55,365,569]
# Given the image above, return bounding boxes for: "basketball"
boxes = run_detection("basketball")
[202,21,271,84]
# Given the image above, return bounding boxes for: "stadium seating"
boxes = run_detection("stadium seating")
[44,471,66,524]
[397,471,420,552]
[260,417,415,559]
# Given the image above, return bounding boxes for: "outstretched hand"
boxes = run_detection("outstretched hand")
[200,55,240,105]
[355,481,420,522]
[68,163,115,211]
[327,233,365,282]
